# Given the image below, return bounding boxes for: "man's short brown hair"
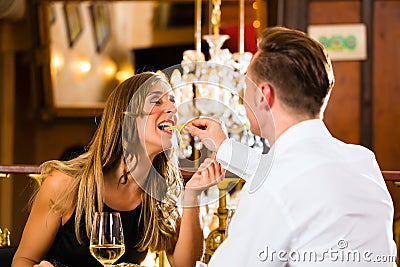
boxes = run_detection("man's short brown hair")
[250,26,335,116]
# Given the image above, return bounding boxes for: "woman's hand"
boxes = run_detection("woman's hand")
[184,153,225,202]
[170,155,225,266]
[33,261,54,267]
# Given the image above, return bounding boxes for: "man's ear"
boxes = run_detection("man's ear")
[258,82,273,110]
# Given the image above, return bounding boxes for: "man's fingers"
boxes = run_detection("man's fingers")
[184,123,203,138]
[190,118,210,127]
[187,117,221,131]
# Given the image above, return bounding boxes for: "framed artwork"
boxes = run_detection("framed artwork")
[308,24,367,61]
[89,3,111,53]
[63,3,83,47]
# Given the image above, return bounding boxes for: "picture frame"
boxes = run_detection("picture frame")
[89,3,111,53]
[308,24,367,61]
[63,3,83,48]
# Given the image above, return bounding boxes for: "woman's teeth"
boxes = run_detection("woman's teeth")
[157,122,174,130]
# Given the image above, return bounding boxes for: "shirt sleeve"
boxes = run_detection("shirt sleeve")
[216,138,262,181]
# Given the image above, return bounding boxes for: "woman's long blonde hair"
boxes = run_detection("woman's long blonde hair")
[40,72,182,253]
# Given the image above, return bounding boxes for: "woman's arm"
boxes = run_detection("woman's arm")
[168,157,224,267]
[12,171,71,267]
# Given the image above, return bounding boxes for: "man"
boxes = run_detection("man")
[185,27,397,266]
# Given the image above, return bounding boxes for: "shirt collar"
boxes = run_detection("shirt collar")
[271,119,332,155]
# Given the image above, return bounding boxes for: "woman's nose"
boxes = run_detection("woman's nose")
[165,100,177,114]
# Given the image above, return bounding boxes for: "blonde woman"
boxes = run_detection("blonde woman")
[12,72,224,267]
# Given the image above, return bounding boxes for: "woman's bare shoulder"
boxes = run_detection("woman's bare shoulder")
[41,170,73,195]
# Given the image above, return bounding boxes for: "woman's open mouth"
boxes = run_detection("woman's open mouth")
[157,120,175,135]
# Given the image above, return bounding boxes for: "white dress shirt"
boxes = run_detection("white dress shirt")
[209,119,397,266]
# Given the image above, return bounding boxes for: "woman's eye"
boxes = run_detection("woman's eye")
[150,99,161,104]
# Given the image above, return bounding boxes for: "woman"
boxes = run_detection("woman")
[12,72,224,267]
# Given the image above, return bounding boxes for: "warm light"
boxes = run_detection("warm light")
[252,1,258,9]
[115,66,134,83]
[103,64,116,77]
[99,58,117,79]
[51,51,64,74]
[78,61,91,73]
[253,20,261,29]
[71,57,92,78]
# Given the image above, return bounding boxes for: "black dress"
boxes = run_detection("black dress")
[45,204,147,267]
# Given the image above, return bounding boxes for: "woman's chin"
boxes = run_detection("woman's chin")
[160,140,173,151]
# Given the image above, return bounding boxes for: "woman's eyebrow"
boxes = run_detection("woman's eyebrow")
[147,91,164,97]
[147,90,174,98]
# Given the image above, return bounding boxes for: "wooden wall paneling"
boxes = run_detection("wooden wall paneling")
[373,0,400,170]
[309,0,360,23]
[277,0,284,25]
[281,0,309,31]
[12,52,37,245]
[360,0,373,149]
[308,1,361,144]
[324,61,362,144]
[267,0,278,26]
[0,27,15,238]
[35,119,96,163]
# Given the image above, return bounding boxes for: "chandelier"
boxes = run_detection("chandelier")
[164,0,266,160]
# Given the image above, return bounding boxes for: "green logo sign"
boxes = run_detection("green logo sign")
[318,35,357,51]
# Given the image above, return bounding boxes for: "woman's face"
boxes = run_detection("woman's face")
[136,80,177,160]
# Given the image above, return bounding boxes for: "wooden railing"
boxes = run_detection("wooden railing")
[0,164,40,176]
[382,170,400,184]
[2,165,398,182]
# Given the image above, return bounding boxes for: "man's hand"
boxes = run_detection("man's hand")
[184,117,228,152]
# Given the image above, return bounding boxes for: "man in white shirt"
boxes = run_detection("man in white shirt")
[185,26,397,266]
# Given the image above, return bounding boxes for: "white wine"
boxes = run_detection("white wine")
[90,244,125,265]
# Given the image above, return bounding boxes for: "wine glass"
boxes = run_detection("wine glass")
[90,212,125,267]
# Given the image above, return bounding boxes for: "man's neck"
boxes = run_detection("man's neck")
[268,106,319,146]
